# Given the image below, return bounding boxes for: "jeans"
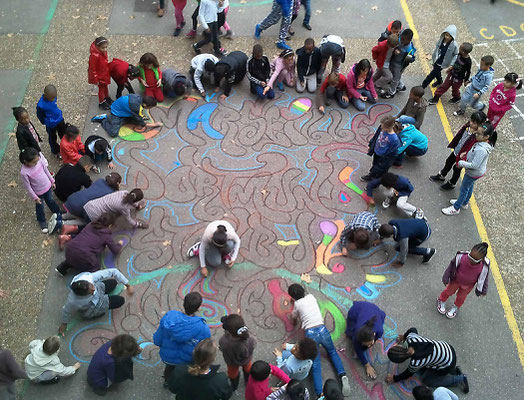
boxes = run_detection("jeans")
[459,85,485,112]
[325,86,349,108]
[453,174,476,209]
[350,89,373,111]
[397,115,416,125]
[203,239,234,268]
[422,64,443,88]
[253,84,275,99]
[35,189,61,223]
[46,119,66,154]
[305,325,345,395]
[302,0,311,24]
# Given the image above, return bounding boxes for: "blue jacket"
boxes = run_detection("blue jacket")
[397,124,428,154]
[111,94,143,118]
[374,131,400,157]
[36,95,63,128]
[153,310,211,365]
[470,67,494,95]
[64,179,114,217]
[390,218,430,241]
[366,174,413,197]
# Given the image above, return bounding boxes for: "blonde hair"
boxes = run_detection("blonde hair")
[188,339,216,376]
[327,72,340,86]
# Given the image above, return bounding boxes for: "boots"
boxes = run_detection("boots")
[58,234,72,250]
[230,376,240,391]
[61,224,78,235]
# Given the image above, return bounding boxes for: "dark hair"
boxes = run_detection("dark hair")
[505,72,523,90]
[470,110,487,125]
[400,28,413,41]
[12,106,28,122]
[174,81,188,96]
[323,378,344,400]
[42,336,60,355]
[412,385,433,400]
[91,212,117,230]
[288,283,305,300]
[411,85,424,98]
[380,172,398,188]
[387,345,411,363]
[71,280,90,296]
[252,44,263,57]
[461,42,473,54]
[279,49,294,59]
[188,338,216,376]
[304,38,315,46]
[481,55,494,66]
[44,84,57,97]
[471,242,489,258]
[204,59,216,72]
[356,315,377,344]
[380,115,396,130]
[214,64,228,83]
[354,228,370,250]
[123,188,144,204]
[19,147,39,164]
[286,379,307,400]
[478,121,495,139]
[250,360,270,381]
[139,52,159,68]
[297,338,318,360]
[94,138,109,154]
[355,59,371,76]
[141,96,157,108]
[391,20,402,30]
[110,334,141,360]
[78,155,94,169]
[221,314,250,340]
[64,124,79,140]
[212,225,228,247]
[105,172,122,190]
[387,34,399,48]
[94,37,108,47]
[378,224,394,238]
[184,292,203,315]
[128,65,140,79]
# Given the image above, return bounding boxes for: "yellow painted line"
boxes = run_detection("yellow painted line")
[400,0,524,369]
[507,0,524,7]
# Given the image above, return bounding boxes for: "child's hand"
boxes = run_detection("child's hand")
[319,106,325,114]
[446,66,453,73]
[58,323,67,337]
[360,96,367,101]
[205,28,211,34]
[342,247,349,256]
[74,362,81,370]
[35,198,42,204]
[214,87,220,93]
[342,95,349,103]
[372,239,381,247]
[396,334,406,343]
[263,86,271,95]
[219,94,227,100]
[289,78,295,86]
[281,343,287,350]
[126,284,134,295]
[200,90,206,98]
[385,374,394,384]
[394,49,400,55]
[108,162,115,169]
[473,93,480,100]
[52,184,56,189]
[157,79,162,87]
[271,387,280,392]
[273,348,282,358]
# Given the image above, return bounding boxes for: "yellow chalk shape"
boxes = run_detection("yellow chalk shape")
[277,240,300,246]
[316,264,333,275]
[365,274,386,283]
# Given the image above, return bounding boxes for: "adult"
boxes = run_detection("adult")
[55,213,124,276]
[386,327,469,393]
[0,348,27,400]
[87,334,141,396]
[339,211,381,253]
[345,301,386,379]
[53,156,93,202]
[91,94,161,138]
[162,69,192,98]
[153,292,211,385]
[58,269,133,336]
[214,51,248,100]
[83,188,149,229]
[167,338,233,400]
[190,54,219,98]
[346,59,378,111]
[187,220,241,277]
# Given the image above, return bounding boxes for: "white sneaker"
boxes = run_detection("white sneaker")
[187,242,201,258]
[382,198,391,209]
[446,305,459,319]
[450,199,469,209]
[340,375,351,397]
[92,165,101,174]
[414,208,425,219]
[442,205,460,215]
[437,298,446,315]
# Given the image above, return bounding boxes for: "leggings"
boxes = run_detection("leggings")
[191,5,199,30]
[98,84,109,103]
[172,0,187,28]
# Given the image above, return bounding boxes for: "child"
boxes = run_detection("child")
[377,20,402,42]
[295,38,322,93]
[247,44,275,100]
[346,59,378,111]
[13,107,43,154]
[193,0,227,57]
[266,380,310,400]
[317,72,349,114]
[245,360,290,400]
[442,122,494,215]
[437,242,489,319]
[422,25,459,88]
[108,58,140,99]
[88,37,112,110]
[396,86,427,129]
[318,34,345,78]
[24,336,80,384]
[19,148,61,233]
[288,284,350,397]
[453,55,494,116]
[267,49,296,93]
[487,72,522,128]
[381,29,416,99]
[429,111,486,191]
[84,135,114,173]
[393,121,428,165]
[218,314,256,390]
[36,84,67,156]
[339,211,381,253]
[186,0,201,38]
[372,34,399,94]
[429,42,473,105]
[365,172,424,219]
[172,0,188,36]
[273,338,317,380]
[162,69,193,98]
[254,0,293,51]
[413,385,459,400]
[60,125,85,165]
[360,115,401,182]
[0,349,27,398]
[214,51,248,100]
[190,54,219,98]
[53,156,93,202]
[138,53,164,102]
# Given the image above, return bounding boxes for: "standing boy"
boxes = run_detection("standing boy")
[36,84,67,157]
[422,25,459,89]
[380,29,416,99]
[254,0,293,51]
[454,55,494,116]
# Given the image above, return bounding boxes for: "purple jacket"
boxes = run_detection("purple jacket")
[442,251,490,296]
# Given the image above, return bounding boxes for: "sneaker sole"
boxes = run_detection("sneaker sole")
[446,312,457,319]
[437,298,447,315]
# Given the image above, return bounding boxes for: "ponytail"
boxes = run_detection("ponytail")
[188,339,216,376]
[123,188,144,204]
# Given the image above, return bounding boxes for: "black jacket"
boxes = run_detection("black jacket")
[84,135,113,162]
[296,46,322,81]
[215,51,248,96]
[16,122,42,153]
[54,163,92,202]
[168,364,233,400]
[247,55,271,87]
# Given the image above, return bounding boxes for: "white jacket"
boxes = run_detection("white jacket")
[24,340,76,380]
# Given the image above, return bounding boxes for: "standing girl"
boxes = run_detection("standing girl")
[487,72,521,129]
[60,125,85,165]
[218,314,256,391]
[13,107,43,154]
[437,242,490,319]
[138,53,164,102]
[88,37,112,110]
[266,49,296,93]
[172,0,188,36]
[20,148,61,233]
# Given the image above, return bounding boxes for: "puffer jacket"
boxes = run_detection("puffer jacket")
[88,41,110,85]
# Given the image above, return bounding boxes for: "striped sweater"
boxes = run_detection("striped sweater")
[83,190,139,227]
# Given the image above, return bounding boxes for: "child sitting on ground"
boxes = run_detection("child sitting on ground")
[422,25,459,89]
[24,336,80,384]
[247,44,274,100]
[138,53,164,102]
[317,72,349,114]
[396,86,427,128]
[108,58,140,99]
[273,338,317,380]
[84,135,114,174]
[487,72,522,129]
[454,55,494,116]
[245,360,290,400]
[393,121,428,166]
[60,125,84,165]
[36,84,67,157]
[266,49,296,94]
[266,379,310,400]
[346,59,378,111]
[162,69,193,99]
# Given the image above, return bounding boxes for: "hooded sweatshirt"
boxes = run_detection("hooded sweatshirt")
[346,63,378,100]
[24,340,76,380]
[88,41,110,85]
[458,141,492,178]
[470,67,494,95]
[153,310,211,364]
[167,364,233,400]
[397,124,428,154]
[162,69,192,98]
[431,25,459,69]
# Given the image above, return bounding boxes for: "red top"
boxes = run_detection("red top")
[144,67,162,87]
[372,40,391,69]
[88,42,110,85]
[245,364,290,400]
[60,136,85,165]
[320,73,347,94]
[109,58,130,86]
[454,254,483,286]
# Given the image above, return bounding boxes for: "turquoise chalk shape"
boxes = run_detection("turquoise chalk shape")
[187,103,223,139]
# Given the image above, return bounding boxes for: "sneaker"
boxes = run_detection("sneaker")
[173,28,181,36]
[453,109,465,116]
[39,376,60,385]
[254,24,262,39]
[91,114,107,123]
[442,205,460,215]
[360,174,372,182]
[446,304,458,319]
[398,85,407,92]
[455,367,470,393]
[192,43,201,55]
[187,242,201,258]
[277,81,284,91]
[340,375,351,396]
[414,208,425,219]
[431,81,442,88]
[98,101,111,110]
[215,48,228,57]
[223,253,232,265]
[55,261,69,276]
[224,29,234,39]
[450,199,469,209]
[47,213,58,234]
[185,29,196,38]
[448,97,461,104]
[437,298,447,314]
[439,182,455,191]
[40,221,49,234]
[428,97,439,106]
[302,22,312,31]
[429,173,445,182]
[276,41,292,51]
[382,198,391,209]
[422,248,436,263]
[381,92,395,99]
[91,165,101,174]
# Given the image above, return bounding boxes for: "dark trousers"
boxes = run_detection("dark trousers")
[217,10,226,30]
[163,364,176,381]
[191,5,200,30]
[159,0,165,8]
[369,154,394,179]
[252,83,275,99]
[394,145,427,166]
[325,86,349,108]
[104,279,125,309]
[36,189,61,223]
[408,237,429,255]
[440,151,462,185]
[46,119,66,154]
[196,21,220,53]
[116,82,135,99]
[434,73,463,100]
[422,64,443,88]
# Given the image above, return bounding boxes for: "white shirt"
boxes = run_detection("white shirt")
[291,294,324,330]
[198,0,218,29]
[191,54,219,93]
[217,0,229,13]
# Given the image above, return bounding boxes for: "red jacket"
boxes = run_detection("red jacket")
[109,58,130,86]
[319,73,347,94]
[88,42,110,85]
[372,40,390,69]
[60,136,85,165]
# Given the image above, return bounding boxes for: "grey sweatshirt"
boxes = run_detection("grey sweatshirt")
[458,141,493,178]
[199,220,241,269]
[431,25,459,69]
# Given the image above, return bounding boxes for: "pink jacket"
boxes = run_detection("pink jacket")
[346,63,378,100]
[268,56,296,89]
[245,364,290,400]
[488,83,516,115]
[20,158,55,200]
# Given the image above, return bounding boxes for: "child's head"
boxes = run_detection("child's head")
[475,121,495,143]
[327,72,340,87]
[42,336,60,356]
[355,59,371,76]
[389,20,402,36]
[128,65,140,79]
[378,224,394,239]
[504,72,523,90]
[204,59,217,73]
[123,188,144,204]
[459,42,473,57]
[183,291,203,315]
[94,37,108,52]
[400,29,413,45]
[214,64,228,83]
[174,81,189,97]
[139,52,159,69]
[43,85,57,102]
[380,115,396,131]
[380,172,398,189]
[387,34,399,49]
[393,120,403,133]
[480,55,494,71]
[412,385,433,400]
[105,172,122,190]
[250,360,271,381]
[110,334,141,361]
[410,85,424,100]
[94,139,109,155]
[356,315,378,348]
[212,225,228,247]
[19,147,39,166]
[292,338,318,360]
[64,124,80,140]
[286,379,307,400]
[221,314,250,340]
[78,156,94,172]
[469,242,488,263]
[443,31,453,44]
[323,378,344,400]
[304,38,315,53]
[141,96,157,109]
[12,106,30,125]
[71,280,94,296]
[188,338,216,376]
[353,228,370,250]
[387,345,411,363]
[280,49,295,66]
[288,283,305,301]
[469,110,487,131]
[92,212,116,230]
[252,44,264,59]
